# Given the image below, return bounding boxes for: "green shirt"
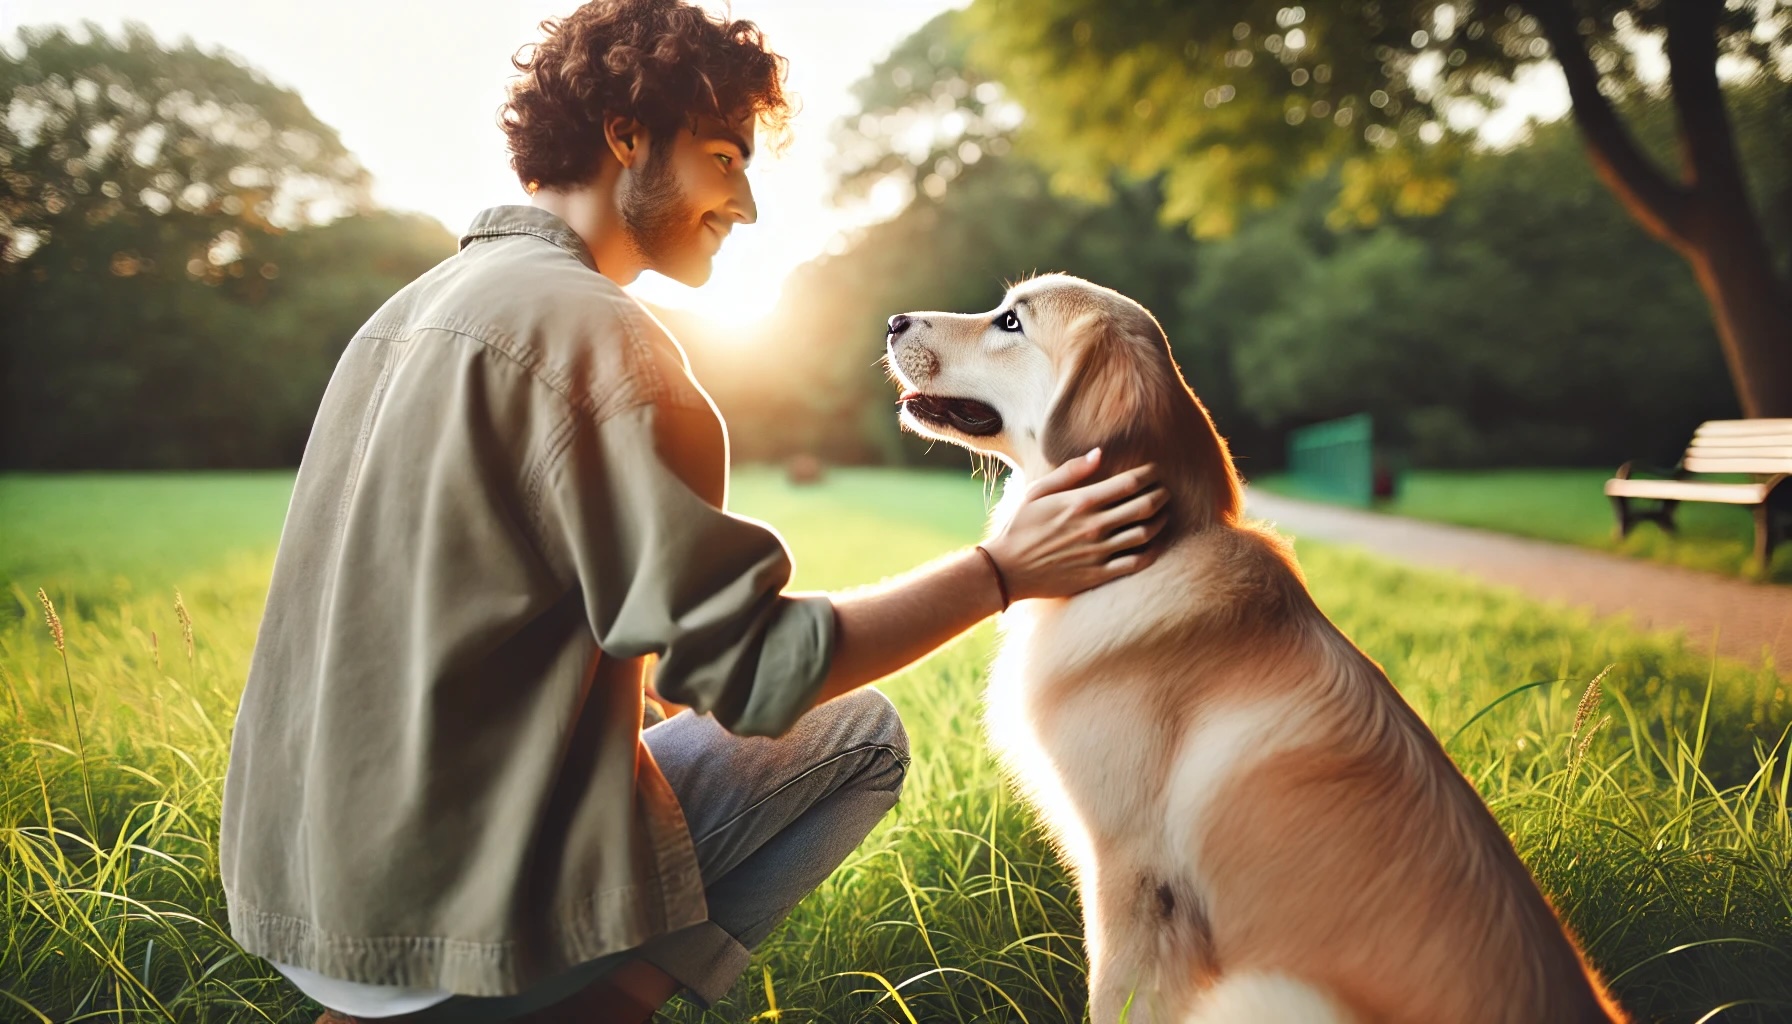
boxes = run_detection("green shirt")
[219,205,837,996]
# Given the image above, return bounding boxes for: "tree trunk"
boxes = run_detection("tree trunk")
[1661,0,1792,417]
[1529,0,1792,417]
[1679,188,1792,417]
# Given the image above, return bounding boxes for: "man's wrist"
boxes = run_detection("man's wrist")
[973,544,1011,612]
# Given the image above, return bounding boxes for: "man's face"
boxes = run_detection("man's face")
[620,112,758,287]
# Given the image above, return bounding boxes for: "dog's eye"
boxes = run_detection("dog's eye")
[996,310,1022,333]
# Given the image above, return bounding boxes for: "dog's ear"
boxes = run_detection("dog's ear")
[1041,309,1174,472]
[1041,306,1241,534]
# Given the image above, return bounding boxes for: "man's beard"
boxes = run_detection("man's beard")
[620,145,696,272]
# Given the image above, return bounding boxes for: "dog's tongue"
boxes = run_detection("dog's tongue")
[898,390,921,403]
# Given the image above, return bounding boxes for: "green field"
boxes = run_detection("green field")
[2,469,1789,1022]
[1254,468,1790,583]
[0,473,298,617]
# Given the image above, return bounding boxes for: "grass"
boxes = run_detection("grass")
[2,467,1789,1022]
[1252,468,1791,583]
[0,473,297,621]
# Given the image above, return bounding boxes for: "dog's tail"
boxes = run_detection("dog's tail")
[1182,972,1357,1024]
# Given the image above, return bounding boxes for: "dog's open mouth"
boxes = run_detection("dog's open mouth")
[899,392,1004,436]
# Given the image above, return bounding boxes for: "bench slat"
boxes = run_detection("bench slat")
[1688,440,1792,456]
[1692,437,1792,449]
[1683,456,1792,474]
[1694,419,1792,439]
[1684,448,1792,466]
[1605,478,1770,504]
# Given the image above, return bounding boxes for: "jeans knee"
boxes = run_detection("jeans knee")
[809,688,908,803]
[832,686,908,765]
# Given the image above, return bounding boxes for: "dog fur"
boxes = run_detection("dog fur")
[885,274,1627,1024]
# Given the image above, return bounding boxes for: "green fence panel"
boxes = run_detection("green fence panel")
[1288,412,1374,507]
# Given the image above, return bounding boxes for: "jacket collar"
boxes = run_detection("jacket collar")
[460,205,599,273]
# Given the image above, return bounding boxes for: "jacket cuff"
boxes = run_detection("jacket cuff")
[726,594,836,737]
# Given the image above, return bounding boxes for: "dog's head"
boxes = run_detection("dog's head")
[885,273,1240,534]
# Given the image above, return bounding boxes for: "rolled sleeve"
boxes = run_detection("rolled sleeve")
[535,401,836,737]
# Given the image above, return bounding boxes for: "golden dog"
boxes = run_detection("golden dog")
[884,274,1626,1024]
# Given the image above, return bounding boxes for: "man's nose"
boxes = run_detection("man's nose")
[888,313,913,337]
[730,175,758,225]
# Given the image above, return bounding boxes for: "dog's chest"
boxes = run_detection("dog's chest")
[985,602,1178,854]
[987,591,1306,874]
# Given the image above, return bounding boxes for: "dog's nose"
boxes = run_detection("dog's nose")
[887,313,913,338]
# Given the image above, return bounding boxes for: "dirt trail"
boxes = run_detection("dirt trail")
[1247,490,1789,674]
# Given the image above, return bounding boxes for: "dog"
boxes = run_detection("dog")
[884,274,1627,1024]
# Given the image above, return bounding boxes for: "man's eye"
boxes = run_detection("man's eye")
[716,153,734,169]
[997,310,1022,332]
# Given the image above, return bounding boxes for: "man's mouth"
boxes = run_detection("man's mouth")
[899,391,1004,436]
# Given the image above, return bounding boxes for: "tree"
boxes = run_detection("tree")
[1195,163,1735,467]
[966,0,1792,417]
[0,22,369,266]
[0,23,449,469]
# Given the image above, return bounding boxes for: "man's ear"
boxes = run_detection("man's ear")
[603,115,645,169]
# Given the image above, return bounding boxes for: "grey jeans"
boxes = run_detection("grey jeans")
[409,687,909,1022]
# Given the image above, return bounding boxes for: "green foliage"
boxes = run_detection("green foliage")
[0,23,456,470]
[1,471,1789,1022]
[1229,223,1450,421]
[3,13,1784,475]
[829,11,1015,205]
[962,0,1790,237]
[1187,104,1748,466]
[0,21,369,265]
[1,209,455,469]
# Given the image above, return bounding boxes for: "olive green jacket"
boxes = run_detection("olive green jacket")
[218,205,836,996]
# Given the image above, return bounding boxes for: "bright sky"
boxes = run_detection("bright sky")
[3,0,964,322]
[4,0,1581,325]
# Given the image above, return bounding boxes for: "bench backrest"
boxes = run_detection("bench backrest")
[1685,419,1792,475]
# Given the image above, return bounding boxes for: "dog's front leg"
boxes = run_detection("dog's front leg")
[1083,864,1186,1024]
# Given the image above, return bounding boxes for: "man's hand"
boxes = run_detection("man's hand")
[807,449,1169,707]
[981,449,1168,602]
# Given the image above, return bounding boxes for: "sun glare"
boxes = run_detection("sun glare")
[627,129,851,334]
[629,248,787,332]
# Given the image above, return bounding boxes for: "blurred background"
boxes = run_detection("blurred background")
[4,0,1784,470]
[2,0,1789,570]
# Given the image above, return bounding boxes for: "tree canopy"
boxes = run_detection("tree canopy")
[964,0,1787,234]
[1,22,370,268]
[965,0,1792,415]
[1,24,449,469]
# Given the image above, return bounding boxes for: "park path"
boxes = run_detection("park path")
[1246,490,1792,673]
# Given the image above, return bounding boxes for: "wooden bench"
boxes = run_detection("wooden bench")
[1605,419,1792,572]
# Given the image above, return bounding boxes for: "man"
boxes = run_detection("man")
[218,2,1166,1022]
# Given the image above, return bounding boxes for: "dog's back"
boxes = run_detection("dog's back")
[1203,527,1620,1022]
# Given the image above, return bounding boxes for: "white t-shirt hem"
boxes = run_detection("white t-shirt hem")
[271,959,455,1018]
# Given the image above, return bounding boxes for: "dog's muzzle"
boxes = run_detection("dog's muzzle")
[888,328,940,384]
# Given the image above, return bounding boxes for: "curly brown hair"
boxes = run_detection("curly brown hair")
[500,0,793,192]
